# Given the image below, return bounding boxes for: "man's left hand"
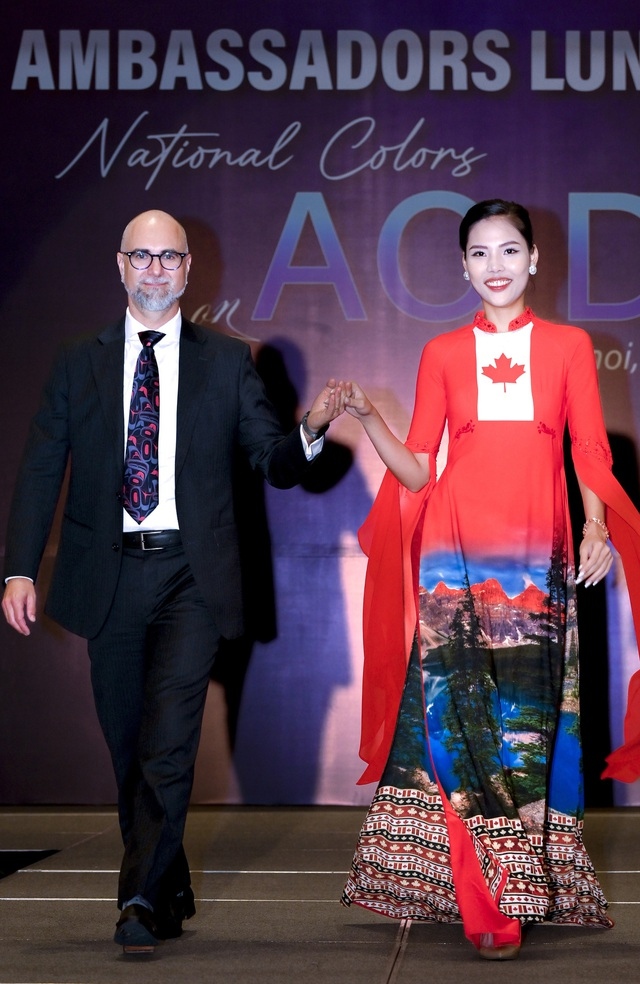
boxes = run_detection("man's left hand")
[305,378,347,434]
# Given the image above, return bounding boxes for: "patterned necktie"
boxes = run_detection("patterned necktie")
[122,330,164,524]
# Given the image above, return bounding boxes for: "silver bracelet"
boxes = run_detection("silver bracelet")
[301,410,328,441]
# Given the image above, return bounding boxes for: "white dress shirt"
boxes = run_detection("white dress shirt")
[122,310,323,533]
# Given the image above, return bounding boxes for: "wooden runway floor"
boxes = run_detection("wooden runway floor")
[0,806,638,983]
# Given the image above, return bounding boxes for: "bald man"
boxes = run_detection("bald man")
[3,210,343,954]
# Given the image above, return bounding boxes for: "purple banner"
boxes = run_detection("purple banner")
[1,1,639,806]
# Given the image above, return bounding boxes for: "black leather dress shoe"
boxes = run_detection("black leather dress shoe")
[155,887,196,939]
[114,904,161,954]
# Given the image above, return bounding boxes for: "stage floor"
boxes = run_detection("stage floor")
[0,806,638,983]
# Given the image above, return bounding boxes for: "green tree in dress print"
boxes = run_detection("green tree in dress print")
[504,703,552,803]
[439,574,509,819]
[380,639,435,791]
[525,551,567,672]
[506,552,570,805]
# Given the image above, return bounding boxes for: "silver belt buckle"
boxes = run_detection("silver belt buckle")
[140,531,163,552]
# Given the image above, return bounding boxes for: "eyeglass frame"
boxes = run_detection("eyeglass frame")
[119,249,189,271]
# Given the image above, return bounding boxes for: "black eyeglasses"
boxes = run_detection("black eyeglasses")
[120,249,188,271]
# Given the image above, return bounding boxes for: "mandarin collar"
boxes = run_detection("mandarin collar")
[473,307,534,334]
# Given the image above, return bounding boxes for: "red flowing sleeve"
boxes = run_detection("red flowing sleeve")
[565,327,640,783]
[357,338,447,784]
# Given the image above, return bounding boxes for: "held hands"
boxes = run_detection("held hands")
[2,578,37,636]
[304,379,376,433]
[342,381,376,420]
[575,529,613,588]
[304,378,349,435]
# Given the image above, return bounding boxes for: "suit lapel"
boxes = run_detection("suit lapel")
[175,319,215,478]
[91,319,126,451]
[89,317,215,478]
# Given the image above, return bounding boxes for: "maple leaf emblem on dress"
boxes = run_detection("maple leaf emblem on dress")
[482,353,526,393]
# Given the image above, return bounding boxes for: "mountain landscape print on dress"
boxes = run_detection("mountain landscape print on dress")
[418,574,576,651]
[390,563,582,822]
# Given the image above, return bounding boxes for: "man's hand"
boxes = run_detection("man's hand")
[2,578,37,636]
[304,378,347,435]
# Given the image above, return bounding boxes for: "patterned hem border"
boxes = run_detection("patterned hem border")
[342,785,613,928]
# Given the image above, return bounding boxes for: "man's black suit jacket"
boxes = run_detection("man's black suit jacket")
[4,317,311,640]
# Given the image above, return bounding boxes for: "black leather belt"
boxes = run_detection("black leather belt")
[122,530,182,551]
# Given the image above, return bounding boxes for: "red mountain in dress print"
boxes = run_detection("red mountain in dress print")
[420,577,549,648]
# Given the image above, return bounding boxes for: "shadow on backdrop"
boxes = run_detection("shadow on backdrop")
[232,336,371,802]
[181,216,371,802]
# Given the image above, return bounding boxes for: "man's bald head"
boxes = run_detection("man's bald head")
[117,210,191,326]
[120,210,189,253]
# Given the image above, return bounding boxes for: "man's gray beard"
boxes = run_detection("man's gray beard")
[127,281,186,312]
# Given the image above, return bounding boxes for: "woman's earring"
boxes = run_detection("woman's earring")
[463,270,470,281]
[529,264,537,275]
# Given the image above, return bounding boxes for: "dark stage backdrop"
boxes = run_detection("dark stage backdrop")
[1,1,639,806]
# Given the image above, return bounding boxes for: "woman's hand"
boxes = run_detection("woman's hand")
[575,531,613,587]
[343,381,376,419]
